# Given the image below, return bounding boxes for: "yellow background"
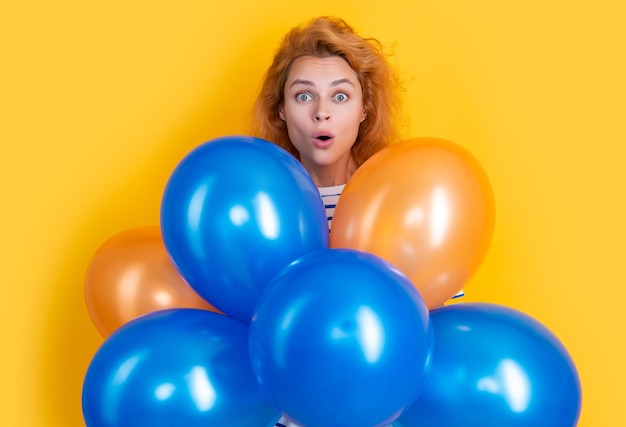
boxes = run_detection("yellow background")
[2,0,624,425]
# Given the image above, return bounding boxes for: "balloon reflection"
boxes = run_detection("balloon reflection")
[117,265,143,315]
[112,355,141,386]
[355,306,385,363]
[253,192,280,240]
[154,383,176,401]
[228,205,250,226]
[429,187,450,247]
[187,366,217,412]
[476,358,531,413]
[187,184,209,232]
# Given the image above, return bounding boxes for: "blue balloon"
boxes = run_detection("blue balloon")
[394,303,581,427]
[249,249,433,427]
[161,136,328,323]
[82,309,280,427]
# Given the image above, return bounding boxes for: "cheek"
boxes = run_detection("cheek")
[284,105,307,125]
[283,120,307,152]
[287,107,315,130]
[341,111,365,132]
[284,116,303,137]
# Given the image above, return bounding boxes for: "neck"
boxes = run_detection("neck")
[305,156,357,187]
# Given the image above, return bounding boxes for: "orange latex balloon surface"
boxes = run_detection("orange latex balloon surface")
[85,226,220,337]
[330,138,495,308]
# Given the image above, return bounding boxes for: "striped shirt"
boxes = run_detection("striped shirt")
[318,184,345,231]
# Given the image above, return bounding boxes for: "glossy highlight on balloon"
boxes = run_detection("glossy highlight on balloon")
[249,249,433,427]
[395,303,582,427]
[84,226,219,337]
[161,135,328,323]
[330,137,495,308]
[82,309,280,427]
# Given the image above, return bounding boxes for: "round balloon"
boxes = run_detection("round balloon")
[249,249,433,427]
[330,137,495,308]
[161,136,328,323]
[82,309,280,427]
[394,303,581,427]
[84,226,219,337]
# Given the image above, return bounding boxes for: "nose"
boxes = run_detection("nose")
[315,112,330,121]
[314,101,330,121]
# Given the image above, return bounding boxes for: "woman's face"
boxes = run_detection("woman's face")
[280,55,365,187]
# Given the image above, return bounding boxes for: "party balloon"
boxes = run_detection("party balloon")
[161,135,328,323]
[249,249,433,427]
[394,303,581,427]
[82,309,280,427]
[330,137,495,308]
[84,226,219,337]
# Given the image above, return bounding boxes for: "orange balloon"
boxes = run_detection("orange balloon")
[84,226,221,337]
[330,137,495,308]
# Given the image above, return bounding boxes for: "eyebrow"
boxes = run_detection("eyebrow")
[289,78,356,88]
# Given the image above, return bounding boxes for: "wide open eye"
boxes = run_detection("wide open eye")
[334,92,349,102]
[296,92,312,102]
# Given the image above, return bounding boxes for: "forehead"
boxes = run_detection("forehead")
[286,55,361,87]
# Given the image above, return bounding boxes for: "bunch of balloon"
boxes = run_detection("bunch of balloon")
[82,136,330,426]
[84,225,220,338]
[330,137,496,308]
[394,303,582,426]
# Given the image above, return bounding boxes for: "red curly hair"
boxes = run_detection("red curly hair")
[252,16,403,167]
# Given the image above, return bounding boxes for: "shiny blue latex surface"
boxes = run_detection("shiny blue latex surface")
[249,249,433,427]
[161,136,328,323]
[395,303,581,427]
[82,309,279,427]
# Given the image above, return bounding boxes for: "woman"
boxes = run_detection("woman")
[252,16,404,231]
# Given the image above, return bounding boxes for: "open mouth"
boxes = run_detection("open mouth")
[312,134,334,148]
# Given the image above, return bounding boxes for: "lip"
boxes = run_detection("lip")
[311,131,335,149]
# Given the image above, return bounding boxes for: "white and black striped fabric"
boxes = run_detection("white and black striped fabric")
[318,183,345,231]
